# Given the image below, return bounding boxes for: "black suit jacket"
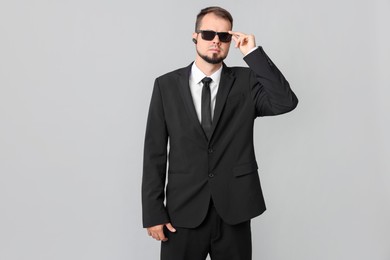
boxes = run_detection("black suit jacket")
[142,47,298,228]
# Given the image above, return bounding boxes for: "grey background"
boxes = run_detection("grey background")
[1,0,389,259]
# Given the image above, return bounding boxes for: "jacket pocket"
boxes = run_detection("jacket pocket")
[233,160,258,177]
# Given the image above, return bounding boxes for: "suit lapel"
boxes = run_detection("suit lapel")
[210,65,235,140]
[177,63,236,142]
[177,64,209,141]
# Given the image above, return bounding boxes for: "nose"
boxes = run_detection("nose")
[212,34,221,44]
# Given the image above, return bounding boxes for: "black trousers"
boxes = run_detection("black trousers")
[161,202,252,260]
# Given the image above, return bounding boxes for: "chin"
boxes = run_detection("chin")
[205,54,226,64]
[197,48,227,64]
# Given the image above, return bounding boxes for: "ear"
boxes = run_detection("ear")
[192,32,198,40]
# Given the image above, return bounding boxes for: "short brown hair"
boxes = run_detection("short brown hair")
[195,6,233,32]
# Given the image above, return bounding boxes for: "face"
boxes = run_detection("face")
[193,13,232,65]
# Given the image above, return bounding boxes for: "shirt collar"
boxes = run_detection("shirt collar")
[191,62,222,85]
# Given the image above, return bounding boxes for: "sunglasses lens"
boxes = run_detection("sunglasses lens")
[200,31,232,42]
[218,33,232,42]
[201,31,216,41]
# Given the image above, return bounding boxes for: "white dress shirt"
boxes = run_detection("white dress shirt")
[189,62,222,122]
[188,47,258,123]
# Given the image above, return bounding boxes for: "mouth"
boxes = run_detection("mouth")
[208,48,221,53]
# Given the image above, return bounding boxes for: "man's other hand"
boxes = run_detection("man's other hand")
[146,223,176,242]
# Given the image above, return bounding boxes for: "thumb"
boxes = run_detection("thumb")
[165,223,176,233]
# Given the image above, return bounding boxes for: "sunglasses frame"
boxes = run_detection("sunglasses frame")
[197,30,232,43]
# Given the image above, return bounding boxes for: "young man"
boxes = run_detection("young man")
[142,6,298,260]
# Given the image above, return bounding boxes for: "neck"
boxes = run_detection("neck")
[194,56,222,76]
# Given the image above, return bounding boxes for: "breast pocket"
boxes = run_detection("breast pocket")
[232,160,258,177]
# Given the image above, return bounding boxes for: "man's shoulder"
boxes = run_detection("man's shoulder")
[229,66,251,72]
[155,63,252,82]
[223,64,252,77]
[156,63,192,81]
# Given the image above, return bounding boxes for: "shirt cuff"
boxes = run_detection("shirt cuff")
[244,46,259,57]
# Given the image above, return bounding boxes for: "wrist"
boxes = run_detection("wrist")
[244,46,259,57]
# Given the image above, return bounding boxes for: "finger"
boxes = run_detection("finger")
[147,228,156,237]
[229,31,246,38]
[231,33,248,48]
[231,31,252,42]
[228,31,241,46]
[151,232,160,241]
[232,35,241,48]
[165,223,176,233]
[151,232,165,241]
[236,37,245,48]
[241,36,249,47]
[157,230,167,242]
[146,224,164,238]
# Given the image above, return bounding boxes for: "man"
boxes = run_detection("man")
[142,6,298,260]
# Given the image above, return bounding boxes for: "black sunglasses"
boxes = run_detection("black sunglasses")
[197,30,232,42]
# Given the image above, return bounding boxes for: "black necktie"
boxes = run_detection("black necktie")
[201,77,212,138]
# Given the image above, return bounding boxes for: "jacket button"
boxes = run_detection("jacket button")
[208,148,214,153]
[208,173,214,178]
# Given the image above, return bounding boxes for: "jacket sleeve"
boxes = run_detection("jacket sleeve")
[142,79,170,228]
[244,47,298,117]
